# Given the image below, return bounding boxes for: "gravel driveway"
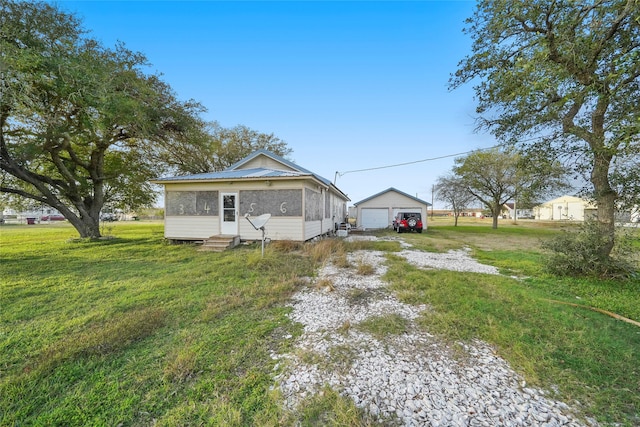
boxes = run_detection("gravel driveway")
[273,236,597,427]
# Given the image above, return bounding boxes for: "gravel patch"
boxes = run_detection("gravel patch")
[398,247,500,275]
[274,237,595,426]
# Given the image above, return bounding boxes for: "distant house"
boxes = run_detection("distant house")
[503,203,534,219]
[533,195,597,221]
[152,150,349,242]
[352,188,431,229]
[1,207,65,224]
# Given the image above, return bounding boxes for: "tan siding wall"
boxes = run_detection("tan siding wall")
[304,221,322,240]
[322,218,335,234]
[164,216,306,241]
[240,217,304,241]
[164,216,219,239]
[162,179,347,241]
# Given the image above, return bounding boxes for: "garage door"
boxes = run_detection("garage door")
[361,208,389,229]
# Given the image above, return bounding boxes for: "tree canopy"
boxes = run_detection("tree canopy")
[157,121,292,175]
[1,0,208,237]
[434,174,475,226]
[1,1,291,238]
[452,147,567,229]
[451,0,640,254]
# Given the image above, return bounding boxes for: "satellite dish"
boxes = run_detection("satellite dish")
[244,213,272,257]
[251,213,271,230]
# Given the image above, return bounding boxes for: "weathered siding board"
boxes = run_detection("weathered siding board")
[304,187,323,221]
[165,216,219,239]
[304,221,322,240]
[166,191,218,216]
[324,190,330,218]
[166,216,305,241]
[322,218,335,234]
[331,193,347,223]
[239,189,302,217]
[240,217,304,241]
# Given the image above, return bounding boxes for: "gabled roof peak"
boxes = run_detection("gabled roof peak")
[228,149,300,172]
[228,149,334,187]
[354,187,431,206]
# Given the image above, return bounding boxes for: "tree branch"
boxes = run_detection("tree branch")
[561,93,594,143]
[590,0,637,68]
[0,186,48,204]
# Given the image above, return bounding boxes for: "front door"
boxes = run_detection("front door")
[221,192,238,235]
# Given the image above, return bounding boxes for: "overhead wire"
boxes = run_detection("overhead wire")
[334,144,502,184]
[333,135,551,184]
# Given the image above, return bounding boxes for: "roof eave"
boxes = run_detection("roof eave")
[152,175,350,201]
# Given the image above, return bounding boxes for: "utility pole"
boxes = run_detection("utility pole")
[431,184,435,218]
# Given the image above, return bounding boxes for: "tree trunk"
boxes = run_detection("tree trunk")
[67,215,102,239]
[592,152,616,259]
[491,200,500,229]
[454,212,459,226]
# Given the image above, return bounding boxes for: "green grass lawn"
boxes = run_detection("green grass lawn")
[1,221,638,426]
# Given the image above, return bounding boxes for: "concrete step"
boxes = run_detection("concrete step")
[199,235,240,252]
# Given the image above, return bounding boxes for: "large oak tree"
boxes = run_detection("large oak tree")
[1,0,206,238]
[451,0,640,256]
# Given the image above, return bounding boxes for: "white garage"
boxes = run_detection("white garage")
[353,187,431,230]
[360,208,389,229]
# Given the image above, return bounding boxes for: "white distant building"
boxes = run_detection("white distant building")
[503,203,534,219]
[630,205,639,223]
[533,195,597,221]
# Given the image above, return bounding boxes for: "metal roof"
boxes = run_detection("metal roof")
[353,187,431,207]
[152,149,349,200]
[153,167,308,182]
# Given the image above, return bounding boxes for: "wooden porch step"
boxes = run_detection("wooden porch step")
[200,235,240,252]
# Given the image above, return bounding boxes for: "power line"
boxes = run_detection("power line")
[334,144,502,184]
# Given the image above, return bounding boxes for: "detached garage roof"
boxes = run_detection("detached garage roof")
[353,187,431,207]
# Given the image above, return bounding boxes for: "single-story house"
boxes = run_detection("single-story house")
[503,203,534,219]
[152,150,349,242]
[533,195,597,221]
[352,187,431,229]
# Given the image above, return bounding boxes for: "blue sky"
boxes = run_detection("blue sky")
[55,0,494,207]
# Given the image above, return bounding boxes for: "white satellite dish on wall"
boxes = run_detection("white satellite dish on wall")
[248,213,271,230]
[244,213,272,256]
